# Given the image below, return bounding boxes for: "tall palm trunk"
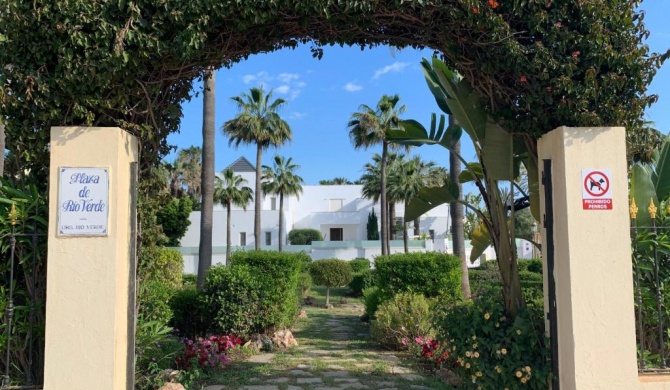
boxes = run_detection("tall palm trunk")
[226,202,232,263]
[197,68,215,290]
[388,201,396,250]
[278,191,284,252]
[380,141,389,255]
[254,144,263,250]
[0,118,5,177]
[449,115,470,299]
[403,201,409,253]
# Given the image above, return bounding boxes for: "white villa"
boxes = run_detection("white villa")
[177,157,533,273]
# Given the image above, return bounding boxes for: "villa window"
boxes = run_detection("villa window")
[329,199,343,212]
[265,231,272,246]
[240,232,246,246]
[330,228,343,241]
[271,197,277,210]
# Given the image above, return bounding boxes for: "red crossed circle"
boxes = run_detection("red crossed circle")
[583,171,610,197]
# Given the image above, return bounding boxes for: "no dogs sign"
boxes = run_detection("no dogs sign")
[582,169,612,210]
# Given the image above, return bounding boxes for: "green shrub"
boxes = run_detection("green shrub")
[349,258,371,273]
[363,286,384,318]
[310,259,353,305]
[182,273,197,288]
[370,293,435,349]
[433,290,551,389]
[374,252,461,301]
[298,272,313,297]
[518,258,543,274]
[137,280,175,325]
[348,269,375,297]
[141,247,184,289]
[169,288,208,338]
[204,265,262,337]
[288,229,323,245]
[204,251,302,337]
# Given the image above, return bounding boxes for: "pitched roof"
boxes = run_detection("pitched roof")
[226,156,256,172]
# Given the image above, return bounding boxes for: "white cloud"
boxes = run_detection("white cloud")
[343,82,363,92]
[278,73,299,83]
[288,112,307,120]
[372,62,410,79]
[275,85,291,94]
[240,72,305,100]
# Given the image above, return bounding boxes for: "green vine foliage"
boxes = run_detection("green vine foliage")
[0,0,666,303]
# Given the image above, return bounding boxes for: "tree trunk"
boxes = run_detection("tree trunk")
[389,201,396,252]
[226,202,232,264]
[449,116,470,299]
[254,144,263,250]
[380,141,389,255]
[403,201,409,253]
[278,191,284,252]
[197,68,215,290]
[0,118,5,178]
[326,286,331,306]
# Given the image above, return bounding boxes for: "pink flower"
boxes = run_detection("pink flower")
[519,76,528,83]
[572,50,581,57]
[555,21,562,27]
[414,337,424,344]
[401,338,409,346]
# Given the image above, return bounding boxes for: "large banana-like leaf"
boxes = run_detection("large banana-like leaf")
[405,182,460,222]
[654,137,670,202]
[470,222,492,263]
[422,57,487,142]
[389,116,462,151]
[631,163,658,227]
[482,122,513,180]
[459,163,484,183]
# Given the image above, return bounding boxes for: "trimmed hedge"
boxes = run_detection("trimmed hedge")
[141,247,184,289]
[349,258,371,273]
[298,272,312,297]
[288,229,323,245]
[310,259,353,305]
[374,252,461,300]
[348,269,375,297]
[203,250,302,337]
[169,288,208,338]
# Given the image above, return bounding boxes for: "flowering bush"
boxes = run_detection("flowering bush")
[406,337,452,369]
[432,290,551,389]
[370,292,435,349]
[175,335,242,370]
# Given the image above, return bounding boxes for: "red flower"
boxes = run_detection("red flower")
[488,0,499,8]
[555,21,562,27]
[519,75,528,83]
[572,50,581,57]
[471,6,479,14]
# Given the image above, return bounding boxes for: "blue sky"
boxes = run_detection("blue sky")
[167,2,670,185]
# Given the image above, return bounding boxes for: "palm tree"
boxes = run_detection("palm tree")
[449,115,470,299]
[348,94,406,256]
[214,168,254,262]
[222,86,292,250]
[197,68,215,290]
[319,177,353,185]
[261,155,304,252]
[176,146,203,208]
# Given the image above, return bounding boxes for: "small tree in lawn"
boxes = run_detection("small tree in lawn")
[309,259,353,306]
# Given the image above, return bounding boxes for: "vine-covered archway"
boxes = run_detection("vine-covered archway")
[1,0,665,179]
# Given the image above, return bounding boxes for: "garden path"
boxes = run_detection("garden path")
[201,303,449,390]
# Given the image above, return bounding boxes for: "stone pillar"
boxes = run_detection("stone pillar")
[44,127,138,390]
[538,127,637,389]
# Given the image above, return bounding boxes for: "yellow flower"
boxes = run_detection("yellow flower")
[476,371,483,377]
[501,348,508,355]
[495,323,500,328]
[516,371,523,378]
[516,329,522,335]
[473,343,478,349]
[496,350,501,355]
[472,335,477,340]
[495,366,502,373]
[465,351,472,357]
[471,375,477,382]
[466,362,471,369]
[484,312,491,320]
[452,346,457,351]
[521,378,528,384]
[525,366,532,372]
[474,352,480,358]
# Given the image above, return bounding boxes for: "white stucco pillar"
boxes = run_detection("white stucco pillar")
[44,127,138,390]
[538,126,638,389]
